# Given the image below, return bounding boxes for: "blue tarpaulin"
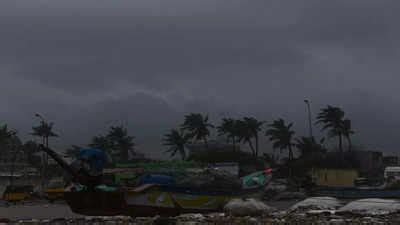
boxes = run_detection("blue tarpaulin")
[77,148,109,175]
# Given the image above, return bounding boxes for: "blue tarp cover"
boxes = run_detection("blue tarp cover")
[77,148,108,175]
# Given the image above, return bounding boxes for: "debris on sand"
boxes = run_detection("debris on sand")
[224,198,274,216]
[338,198,400,215]
[290,197,342,212]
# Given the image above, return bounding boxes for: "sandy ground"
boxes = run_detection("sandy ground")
[0,200,299,220]
[0,202,80,220]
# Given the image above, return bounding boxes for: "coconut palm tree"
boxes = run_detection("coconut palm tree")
[236,119,257,156]
[181,113,214,146]
[242,117,264,157]
[31,121,58,148]
[163,129,191,160]
[342,119,354,151]
[316,105,345,152]
[0,125,18,162]
[0,125,14,146]
[265,119,296,161]
[107,126,135,162]
[217,118,239,150]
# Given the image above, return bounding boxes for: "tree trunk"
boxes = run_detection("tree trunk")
[288,145,293,179]
[232,136,236,151]
[180,146,186,160]
[347,136,352,152]
[338,133,343,152]
[248,140,256,157]
[288,145,293,161]
[203,137,208,149]
[10,145,17,186]
[255,133,259,157]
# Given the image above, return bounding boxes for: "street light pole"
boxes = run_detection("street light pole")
[304,100,313,139]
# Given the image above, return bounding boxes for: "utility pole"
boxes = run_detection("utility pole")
[304,100,313,139]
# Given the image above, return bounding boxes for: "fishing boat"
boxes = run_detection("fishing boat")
[40,146,271,216]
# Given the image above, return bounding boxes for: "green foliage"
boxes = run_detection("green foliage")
[31,121,58,138]
[217,118,239,147]
[265,118,296,161]
[242,117,264,156]
[31,120,58,148]
[108,126,135,161]
[316,105,354,152]
[0,125,16,146]
[162,129,191,160]
[181,113,214,144]
[89,125,135,163]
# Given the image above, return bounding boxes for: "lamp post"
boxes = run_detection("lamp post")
[304,100,313,139]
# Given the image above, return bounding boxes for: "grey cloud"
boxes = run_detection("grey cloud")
[1,0,400,157]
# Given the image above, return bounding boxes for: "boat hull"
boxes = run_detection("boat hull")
[65,185,250,216]
[65,191,127,216]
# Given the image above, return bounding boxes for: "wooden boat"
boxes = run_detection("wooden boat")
[40,145,270,216]
[65,182,267,216]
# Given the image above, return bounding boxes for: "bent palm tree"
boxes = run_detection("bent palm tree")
[265,119,296,161]
[243,117,264,157]
[163,129,191,160]
[236,119,256,156]
[181,113,214,146]
[316,105,345,152]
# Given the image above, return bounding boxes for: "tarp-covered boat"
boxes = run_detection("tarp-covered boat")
[40,146,271,216]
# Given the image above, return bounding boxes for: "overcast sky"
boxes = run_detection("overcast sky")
[1,0,400,158]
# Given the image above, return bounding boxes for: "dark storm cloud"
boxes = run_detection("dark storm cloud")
[1,0,400,157]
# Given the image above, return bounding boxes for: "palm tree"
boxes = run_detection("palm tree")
[162,129,191,160]
[265,119,296,161]
[0,126,20,185]
[217,118,239,150]
[107,126,135,162]
[31,121,58,148]
[181,113,214,146]
[236,119,257,156]
[243,117,264,157]
[0,125,14,147]
[316,105,345,152]
[296,136,326,157]
[342,119,354,151]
